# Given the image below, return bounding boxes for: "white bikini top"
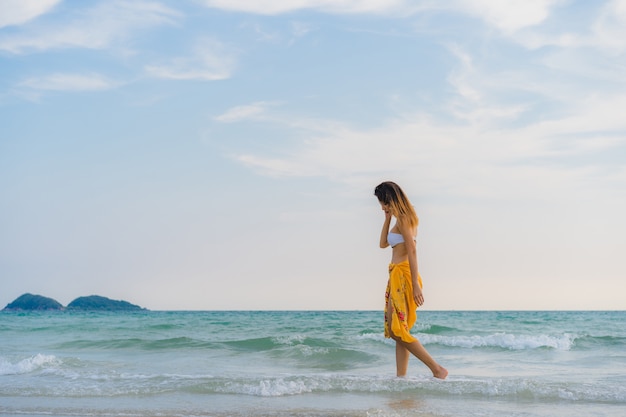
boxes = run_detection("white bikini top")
[387,232,415,247]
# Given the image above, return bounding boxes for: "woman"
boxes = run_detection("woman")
[374,181,448,379]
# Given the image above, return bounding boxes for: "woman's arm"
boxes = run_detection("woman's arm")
[379,210,392,248]
[397,218,424,306]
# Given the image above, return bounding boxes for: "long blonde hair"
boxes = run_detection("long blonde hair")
[374,181,418,228]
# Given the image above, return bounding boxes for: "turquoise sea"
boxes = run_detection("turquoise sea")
[1,310,624,417]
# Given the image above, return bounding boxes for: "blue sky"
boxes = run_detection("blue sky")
[1,0,625,310]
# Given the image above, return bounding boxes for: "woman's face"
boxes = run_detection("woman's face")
[379,201,390,214]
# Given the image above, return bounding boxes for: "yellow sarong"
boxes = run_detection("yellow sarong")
[384,260,423,344]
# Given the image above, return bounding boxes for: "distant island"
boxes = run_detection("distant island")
[3,293,146,312]
[67,295,145,311]
[3,293,63,311]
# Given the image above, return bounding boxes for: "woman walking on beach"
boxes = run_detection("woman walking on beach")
[375,181,448,379]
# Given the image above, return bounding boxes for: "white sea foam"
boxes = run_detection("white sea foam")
[357,331,576,350]
[273,334,306,345]
[0,353,60,375]
[356,332,387,342]
[296,345,330,356]
[2,370,624,404]
[206,374,626,402]
[417,332,576,350]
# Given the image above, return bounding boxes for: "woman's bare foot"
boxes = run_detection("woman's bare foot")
[433,366,448,380]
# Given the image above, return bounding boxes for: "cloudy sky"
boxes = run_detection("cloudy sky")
[1,0,625,311]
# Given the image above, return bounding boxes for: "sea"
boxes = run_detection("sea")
[0,310,624,417]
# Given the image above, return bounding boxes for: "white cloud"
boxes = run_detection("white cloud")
[234,101,625,203]
[0,0,180,53]
[446,44,482,103]
[199,0,410,15]
[455,0,560,34]
[590,0,626,53]
[499,0,626,53]
[199,0,561,33]
[0,0,60,28]
[213,102,345,136]
[224,3,626,197]
[18,73,120,91]
[145,38,236,81]
[236,154,304,176]
[239,20,315,46]
[214,102,276,123]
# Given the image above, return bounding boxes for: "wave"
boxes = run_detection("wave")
[53,337,217,351]
[425,324,459,334]
[0,354,60,375]
[224,335,337,351]
[224,336,379,371]
[420,332,626,351]
[202,374,626,403]
[53,335,339,352]
[574,334,626,349]
[49,330,618,354]
[5,370,623,404]
[417,332,577,350]
[49,335,380,372]
[358,331,578,350]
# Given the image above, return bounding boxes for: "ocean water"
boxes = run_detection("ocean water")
[0,310,624,417]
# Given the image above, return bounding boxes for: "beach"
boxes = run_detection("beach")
[1,310,624,416]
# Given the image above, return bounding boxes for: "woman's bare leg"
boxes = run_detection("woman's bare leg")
[387,302,447,379]
[388,301,410,377]
[395,342,410,377]
[398,338,448,379]
[387,302,411,377]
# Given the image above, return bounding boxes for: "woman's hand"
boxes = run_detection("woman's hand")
[383,207,392,222]
[413,287,424,307]
[378,202,393,248]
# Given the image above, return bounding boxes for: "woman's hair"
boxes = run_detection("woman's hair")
[374,181,418,227]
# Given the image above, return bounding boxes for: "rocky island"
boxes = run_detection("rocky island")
[3,293,146,311]
[3,293,64,311]
[67,295,144,311]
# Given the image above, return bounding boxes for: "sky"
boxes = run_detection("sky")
[1,0,625,311]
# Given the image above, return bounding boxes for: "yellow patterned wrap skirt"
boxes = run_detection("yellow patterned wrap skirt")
[384,260,423,344]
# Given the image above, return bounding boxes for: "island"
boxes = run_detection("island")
[3,293,146,312]
[66,295,145,311]
[3,293,63,311]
